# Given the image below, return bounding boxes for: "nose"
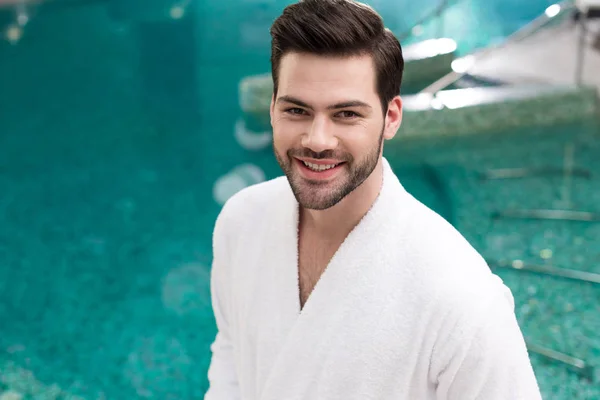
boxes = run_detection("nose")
[301,116,338,153]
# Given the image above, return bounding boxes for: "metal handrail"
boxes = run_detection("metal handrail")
[525,341,593,379]
[420,0,577,94]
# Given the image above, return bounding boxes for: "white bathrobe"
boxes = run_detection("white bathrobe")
[204,157,542,400]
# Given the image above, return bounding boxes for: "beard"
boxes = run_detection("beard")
[274,127,384,210]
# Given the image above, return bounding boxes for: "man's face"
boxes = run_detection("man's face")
[271,52,395,210]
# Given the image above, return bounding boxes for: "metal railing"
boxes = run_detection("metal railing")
[420,0,577,94]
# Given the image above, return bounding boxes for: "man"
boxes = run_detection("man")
[204,1,543,399]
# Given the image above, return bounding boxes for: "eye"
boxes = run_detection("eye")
[285,107,307,116]
[337,110,360,118]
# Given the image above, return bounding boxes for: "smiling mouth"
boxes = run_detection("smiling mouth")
[294,158,346,181]
[301,160,343,172]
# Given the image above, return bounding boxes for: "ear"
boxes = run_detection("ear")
[270,94,275,128]
[383,95,402,140]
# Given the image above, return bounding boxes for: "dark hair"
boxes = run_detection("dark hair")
[270,0,404,113]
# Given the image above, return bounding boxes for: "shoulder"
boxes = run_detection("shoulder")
[212,175,291,242]
[393,192,510,313]
[218,175,289,219]
[398,192,491,279]
[398,199,526,366]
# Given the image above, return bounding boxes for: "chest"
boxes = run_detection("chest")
[297,233,342,309]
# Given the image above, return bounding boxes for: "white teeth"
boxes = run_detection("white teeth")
[303,161,338,171]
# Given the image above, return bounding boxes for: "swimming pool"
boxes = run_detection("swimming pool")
[0,0,598,398]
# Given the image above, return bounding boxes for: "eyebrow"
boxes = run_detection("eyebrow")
[277,95,372,110]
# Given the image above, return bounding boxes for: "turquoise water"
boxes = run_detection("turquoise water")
[0,0,598,398]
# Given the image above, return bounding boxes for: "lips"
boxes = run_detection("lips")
[302,160,341,172]
[295,158,345,180]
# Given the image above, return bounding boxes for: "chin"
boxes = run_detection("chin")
[293,180,350,210]
[298,198,341,211]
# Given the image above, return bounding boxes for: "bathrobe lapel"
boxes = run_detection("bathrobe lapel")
[258,158,406,400]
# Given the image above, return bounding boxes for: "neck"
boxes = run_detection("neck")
[300,158,385,239]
